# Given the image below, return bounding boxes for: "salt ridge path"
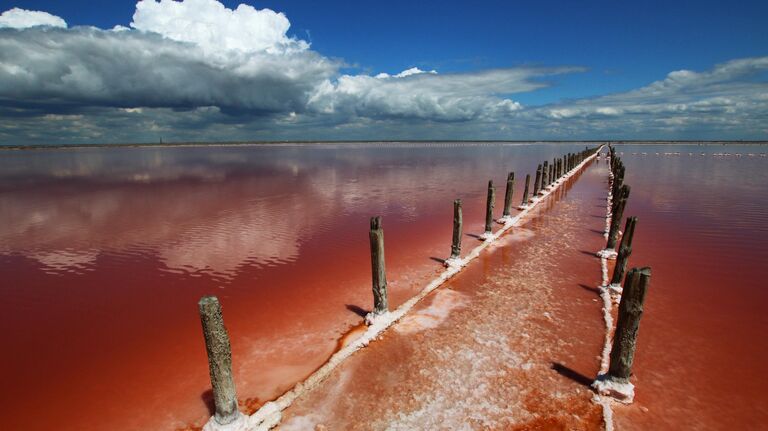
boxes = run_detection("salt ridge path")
[268,156,611,430]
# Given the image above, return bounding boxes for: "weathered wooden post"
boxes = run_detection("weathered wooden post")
[369,216,388,317]
[550,158,556,184]
[596,267,652,402]
[542,161,549,191]
[450,199,462,259]
[483,180,495,237]
[198,296,243,427]
[610,216,637,287]
[502,172,515,218]
[533,164,542,196]
[521,174,530,207]
[607,185,630,249]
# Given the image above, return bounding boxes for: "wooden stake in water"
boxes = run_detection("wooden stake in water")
[608,267,652,381]
[484,180,495,234]
[533,165,542,197]
[607,185,630,249]
[198,296,241,425]
[450,199,463,259]
[610,216,637,286]
[521,174,530,206]
[542,161,549,190]
[369,216,388,314]
[502,172,515,217]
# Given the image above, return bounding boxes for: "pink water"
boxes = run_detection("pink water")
[2,143,765,430]
[0,143,589,430]
[607,144,768,429]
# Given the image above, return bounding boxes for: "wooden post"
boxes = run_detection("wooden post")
[502,172,515,217]
[608,267,652,381]
[369,216,388,314]
[610,216,637,286]
[533,164,542,196]
[484,180,495,234]
[521,174,530,206]
[550,158,555,184]
[198,296,241,425]
[450,199,462,259]
[542,161,549,190]
[607,185,630,249]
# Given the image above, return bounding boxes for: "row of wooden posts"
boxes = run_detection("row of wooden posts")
[600,145,652,394]
[195,146,601,427]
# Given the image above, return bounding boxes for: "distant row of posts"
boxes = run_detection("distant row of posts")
[193,145,636,428]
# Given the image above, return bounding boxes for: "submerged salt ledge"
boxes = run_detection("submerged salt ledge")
[213,151,601,431]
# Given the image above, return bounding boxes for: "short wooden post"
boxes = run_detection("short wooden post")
[502,172,515,217]
[198,296,241,425]
[608,267,652,381]
[484,180,495,234]
[533,165,542,196]
[369,216,388,314]
[450,199,462,259]
[610,216,637,286]
[521,174,530,206]
[607,185,630,249]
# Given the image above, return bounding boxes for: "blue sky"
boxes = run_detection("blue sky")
[0,0,767,144]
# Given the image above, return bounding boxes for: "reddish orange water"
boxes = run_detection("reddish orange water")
[0,143,591,430]
[606,145,768,429]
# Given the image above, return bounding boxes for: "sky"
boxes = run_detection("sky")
[0,0,766,145]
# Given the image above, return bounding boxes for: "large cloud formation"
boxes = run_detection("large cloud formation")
[0,0,766,144]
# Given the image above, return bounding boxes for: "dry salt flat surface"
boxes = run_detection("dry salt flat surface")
[277,160,612,430]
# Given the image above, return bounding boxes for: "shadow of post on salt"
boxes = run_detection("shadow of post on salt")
[551,362,594,388]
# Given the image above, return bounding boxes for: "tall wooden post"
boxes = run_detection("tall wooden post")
[450,199,462,259]
[521,174,530,206]
[608,267,652,381]
[484,180,495,234]
[198,296,241,426]
[542,161,549,190]
[369,216,388,315]
[533,165,542,196]
[502,172,515,217]
[607,185,630,249]
[610,217,637,286]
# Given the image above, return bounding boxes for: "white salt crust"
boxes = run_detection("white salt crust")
[592,375,635,404]
[203,413,249,431]
[204,150,602,431]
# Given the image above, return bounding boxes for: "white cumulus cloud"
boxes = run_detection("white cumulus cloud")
[0,7,67,29]
[130,0,307,58]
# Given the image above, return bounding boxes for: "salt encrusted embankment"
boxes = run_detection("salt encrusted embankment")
[213,149,602,431]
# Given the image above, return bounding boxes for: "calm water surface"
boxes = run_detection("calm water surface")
[608,144,768,429]
[0,143,589,430]
[2,142,765,430]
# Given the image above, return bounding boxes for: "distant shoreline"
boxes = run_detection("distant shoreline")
[1,140,766,151]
